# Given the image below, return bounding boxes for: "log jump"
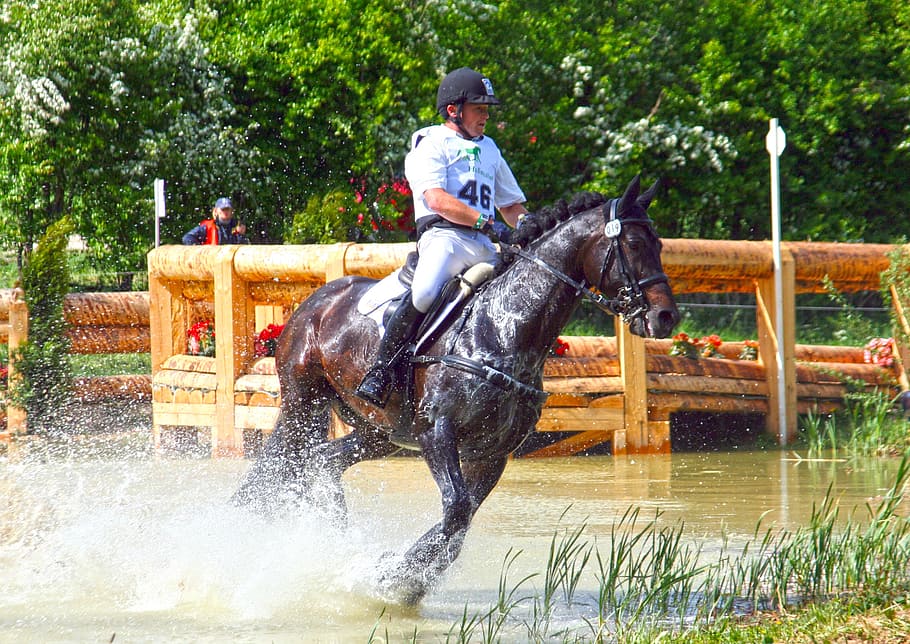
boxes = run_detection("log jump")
[1,239,904,453]
[143,240,904,457]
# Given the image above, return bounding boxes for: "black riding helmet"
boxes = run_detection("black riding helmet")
[436,67,501,117]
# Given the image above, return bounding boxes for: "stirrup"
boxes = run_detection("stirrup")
[355,368,392,407]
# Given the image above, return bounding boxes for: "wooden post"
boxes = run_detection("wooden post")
[148,249,190,450]
[617,316,653,453]
[755,245,797,442]
[148,270,176,375]
[213,246,252,457]
[6,288,28,435]
[255,305,285,332]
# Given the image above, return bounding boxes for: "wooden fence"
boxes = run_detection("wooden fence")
[1,239,906,456]
[145,240,906,457]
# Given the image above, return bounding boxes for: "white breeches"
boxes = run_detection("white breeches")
[411,227,498,313]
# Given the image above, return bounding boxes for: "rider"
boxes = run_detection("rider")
[356,66,529,407]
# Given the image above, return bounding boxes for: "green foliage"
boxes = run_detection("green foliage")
[882,246,910,348]
[803,277,887,346]
[3,0,910,267]
[798,389,909,459]
[10,216,75,433]
[287,189,358,245]
[286,178,414,244]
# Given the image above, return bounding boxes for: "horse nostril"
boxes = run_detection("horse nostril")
[657,309,679,334]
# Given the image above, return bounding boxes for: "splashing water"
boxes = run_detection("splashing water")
[1,440,903,642]
[0,448,456,642]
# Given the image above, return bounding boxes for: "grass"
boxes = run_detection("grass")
[408,455,910,642]
[68,353,150,377]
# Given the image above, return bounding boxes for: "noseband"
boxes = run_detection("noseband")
[514,199,669,326]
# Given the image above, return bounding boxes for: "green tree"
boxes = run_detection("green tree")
[0,1,265,280]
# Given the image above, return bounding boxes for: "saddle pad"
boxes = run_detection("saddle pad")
[356,269,408,334]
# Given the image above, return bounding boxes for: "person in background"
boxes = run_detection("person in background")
[182,197,249,245]
[356,66,529,407]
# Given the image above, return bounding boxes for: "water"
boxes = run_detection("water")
[0,439,904,642]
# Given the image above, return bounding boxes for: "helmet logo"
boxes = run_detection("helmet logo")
[481,78,495,96]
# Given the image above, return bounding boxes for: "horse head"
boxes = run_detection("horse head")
[580,175,679,338]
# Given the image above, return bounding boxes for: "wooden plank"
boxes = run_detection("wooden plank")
[536,406,623,432]
[248,357,277,375]
[248,392,280,407]
[648,392,769,415]
[646,354,766,379]
[152,403,216,427]
[73,375,152,402]
[797,362,897,385]
[234,373,281,394]
[543,357,620,377]
[152,385,174,403]
[152,369,217,391]
[589,395,624,408]
[648,373,768,396]
[161,354,217,373]
[64,291,150,326]
[543,393,595,407]
[521,430,613,458]
[234,405,280,430]
[68,326,150,354]
[543,376,623,394]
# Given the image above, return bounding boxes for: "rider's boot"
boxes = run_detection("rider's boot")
[355,298,425,407]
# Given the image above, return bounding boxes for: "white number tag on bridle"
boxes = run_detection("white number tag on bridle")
[604,219,622,238]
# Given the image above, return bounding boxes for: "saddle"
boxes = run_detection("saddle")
[357,251,499,447]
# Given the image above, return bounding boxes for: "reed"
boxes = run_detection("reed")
[430,454,910,642]
[798,389,908,458]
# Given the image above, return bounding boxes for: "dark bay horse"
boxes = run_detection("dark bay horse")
[233,175,680,603]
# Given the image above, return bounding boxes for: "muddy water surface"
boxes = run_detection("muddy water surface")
[0,442,902,642]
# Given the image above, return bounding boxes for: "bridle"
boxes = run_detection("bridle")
[514,199,669,326]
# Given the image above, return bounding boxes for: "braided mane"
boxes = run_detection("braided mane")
[510,192,607,248]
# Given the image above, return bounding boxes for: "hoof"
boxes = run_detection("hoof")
[374,552,429,606]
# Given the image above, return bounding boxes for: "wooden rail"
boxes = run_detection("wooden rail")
[0,240,904,453]
[140,240,905,457]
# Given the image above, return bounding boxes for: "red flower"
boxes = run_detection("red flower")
[254,324,286,357]
[187,320,215,356]
[864,337,895,367]
[551,337,570,356]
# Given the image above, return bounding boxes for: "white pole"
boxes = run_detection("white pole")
[154,178,166,248]
[765,119,787,445]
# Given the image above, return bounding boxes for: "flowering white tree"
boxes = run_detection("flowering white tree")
[0,1,261,276]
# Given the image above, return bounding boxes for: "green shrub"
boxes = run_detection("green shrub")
[9,216,75,433]
[286,188,357,244]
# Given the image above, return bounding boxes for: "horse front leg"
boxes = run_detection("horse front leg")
[381,415,479,604]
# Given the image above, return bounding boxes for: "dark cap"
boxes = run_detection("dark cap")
[214,197,233,209]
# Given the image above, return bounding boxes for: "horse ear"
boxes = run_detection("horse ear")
[619,174,641,212]
[638,178,661,210]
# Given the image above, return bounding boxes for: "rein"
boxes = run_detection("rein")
[406,197,668,407]
[513,199,668,326]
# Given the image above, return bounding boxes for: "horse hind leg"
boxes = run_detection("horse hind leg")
[231,395,333,515]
